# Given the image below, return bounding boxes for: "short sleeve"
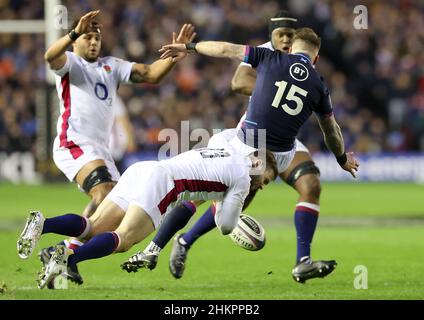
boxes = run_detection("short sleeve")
[244,46,273,69]
[239,42,272,68]
[315,78,334,117]
[239,61,253,68]
[113,58,135,84]
[52,51,75,77]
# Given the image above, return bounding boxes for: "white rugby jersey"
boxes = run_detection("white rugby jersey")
[158,145,252,217]
[52,51,134,159]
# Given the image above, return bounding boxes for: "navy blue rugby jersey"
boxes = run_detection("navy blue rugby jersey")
[238,46,333,152]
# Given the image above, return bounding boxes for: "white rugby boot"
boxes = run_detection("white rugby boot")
[17,211,45,259]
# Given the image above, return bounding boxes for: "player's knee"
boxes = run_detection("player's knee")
[285,161,321,199]
[82,166,114,194]
[285,161,320,185]
[297,174,321,200]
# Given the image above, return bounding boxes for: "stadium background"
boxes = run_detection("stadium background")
[0,0,423,300]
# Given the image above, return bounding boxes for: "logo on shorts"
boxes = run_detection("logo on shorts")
[103,65,112,74]
[289,63,309,81]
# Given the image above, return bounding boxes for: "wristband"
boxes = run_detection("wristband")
[68,29,81,41]
[185,42,197,52]
[336,153,347,166]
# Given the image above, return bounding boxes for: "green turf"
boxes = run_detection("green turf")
[1,182,423,219]
[0,183,423,299]
[248,182,424,217]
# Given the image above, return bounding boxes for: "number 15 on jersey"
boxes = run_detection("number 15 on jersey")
[272,80,308,116]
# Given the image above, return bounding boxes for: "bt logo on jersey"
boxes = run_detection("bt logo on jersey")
[289,63,309,81]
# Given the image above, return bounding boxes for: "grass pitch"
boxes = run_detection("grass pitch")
[0,182,423,300]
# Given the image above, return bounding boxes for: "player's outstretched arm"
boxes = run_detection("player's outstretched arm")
[130,24,196,83]
[44,10,100,70]
[317,114,359,178]
[231,64,257,96]
[214,198,243,236]
[214,178,250,235]
[159,41,247,62]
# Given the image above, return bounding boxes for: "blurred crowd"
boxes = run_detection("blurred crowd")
[0,0,423,157]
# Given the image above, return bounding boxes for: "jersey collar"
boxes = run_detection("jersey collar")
[293,52,312,64]
[79,55,101,67]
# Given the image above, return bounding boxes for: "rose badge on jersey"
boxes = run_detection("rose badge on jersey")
[103,65,112,74]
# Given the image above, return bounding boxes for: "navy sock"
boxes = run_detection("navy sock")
[182,205,216,247]
[294,203,319,263]
[42,214,88,237]
[68,232,119,266]
[152,201,196,248]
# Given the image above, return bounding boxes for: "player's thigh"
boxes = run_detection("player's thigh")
[74,159,109,187]
[115,204,155,251]
[88,199,126,237]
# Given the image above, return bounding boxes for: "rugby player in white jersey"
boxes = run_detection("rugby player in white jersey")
[25,10,195,284]
[45,10,195,217]
[16,140,278,289]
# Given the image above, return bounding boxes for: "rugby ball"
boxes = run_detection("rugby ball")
[229,214,266,251]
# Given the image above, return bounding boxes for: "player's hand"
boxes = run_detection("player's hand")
[341,152,359,178]
[158,43,188,61]
[74,10,100,35]
[160,24,196,62]
[175,23,196,44]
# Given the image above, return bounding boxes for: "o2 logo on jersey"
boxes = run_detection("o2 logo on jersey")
[289,63,309,82]
[94,82,109,101]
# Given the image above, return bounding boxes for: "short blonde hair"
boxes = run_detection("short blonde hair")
[293,27,321,51]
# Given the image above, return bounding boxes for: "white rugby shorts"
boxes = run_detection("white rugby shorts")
[53,138,120,183]
[106,161,175,229]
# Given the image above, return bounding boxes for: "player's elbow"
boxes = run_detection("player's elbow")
[44,51,60,69]
[231,77,243,92]
[44,51,53,64]
[231,77,252,95]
